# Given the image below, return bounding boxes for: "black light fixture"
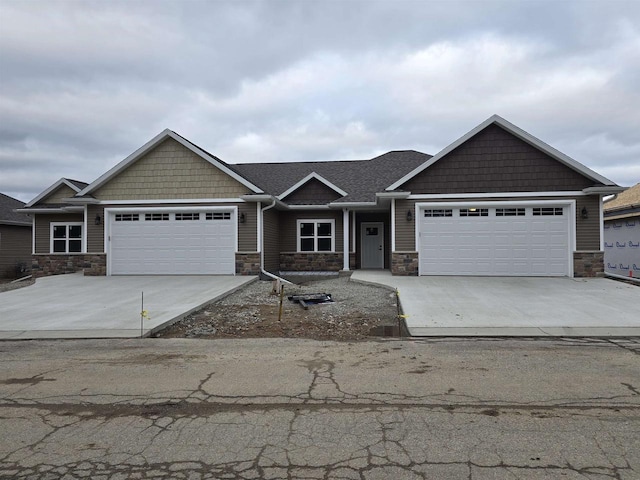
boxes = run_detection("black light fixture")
[581,206,588,219]
[406,209,413,222]
[94,214,101,225]
[239,212,246,224]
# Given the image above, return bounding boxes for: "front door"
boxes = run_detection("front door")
[361,222,384,269]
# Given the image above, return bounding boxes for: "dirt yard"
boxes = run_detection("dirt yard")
[155,275,401,341]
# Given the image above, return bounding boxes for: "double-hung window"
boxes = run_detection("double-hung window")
[297,219,334,252]
[51,223,83,253]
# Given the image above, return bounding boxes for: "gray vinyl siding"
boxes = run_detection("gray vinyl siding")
[576,195,601,250]
[237,203,258,252]
[395,199,416,251]
[402,124,597,193]
[34,213,84,254]
[395,196,602,253]
[0,224,32,278]
[263,208,280,272]
[280,210,343,252]
[87,205,105,253]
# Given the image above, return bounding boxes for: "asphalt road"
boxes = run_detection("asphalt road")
[1,337,639,479]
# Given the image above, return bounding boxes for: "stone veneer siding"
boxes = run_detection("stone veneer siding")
[573,251,604,278]
[280,253,343,272]
[391,252,419,276]
[32,254,107,278]
[236,252,261,275]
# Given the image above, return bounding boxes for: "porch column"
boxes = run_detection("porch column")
[343,208,349,271]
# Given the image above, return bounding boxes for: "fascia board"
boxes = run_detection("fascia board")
[78,130,263,197]
[386,114,617,191]
[277,172,348,200]
[582,186,626,195]
[25,178,82,207]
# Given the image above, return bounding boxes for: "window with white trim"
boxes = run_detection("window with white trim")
[206,212,231,220]
[145,213,169,221]
[115,214,139,222]
[297,219,335,252]
[533,207,563,216]
[424,209,453,217]
[175,213,200,221]
[460,208,488,217]
[496,208,525,217]
[51,223,83,253]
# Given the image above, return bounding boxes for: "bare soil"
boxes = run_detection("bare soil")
[155,275,401,341]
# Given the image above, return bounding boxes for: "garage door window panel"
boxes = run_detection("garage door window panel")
[51,223,83,253]
[298,220,335,252]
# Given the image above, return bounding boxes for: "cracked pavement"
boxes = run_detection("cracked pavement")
[0,337,639,479]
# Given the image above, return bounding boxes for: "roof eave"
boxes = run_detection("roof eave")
[0,220,32,226]
[582,186,626,195]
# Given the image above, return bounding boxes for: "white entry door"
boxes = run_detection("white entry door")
[418,204,571,276]
[108,209,236,275]
[361,222,384,269]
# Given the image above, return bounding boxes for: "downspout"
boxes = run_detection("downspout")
[260,199,293,284]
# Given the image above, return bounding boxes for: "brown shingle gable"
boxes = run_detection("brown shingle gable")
[401,124,596,194]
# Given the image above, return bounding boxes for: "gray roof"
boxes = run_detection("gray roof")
[234,150,432,203]
[0,193,30,225]
[66,179,89,190]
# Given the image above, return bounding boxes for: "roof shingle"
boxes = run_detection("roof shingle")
[0,193,30,225]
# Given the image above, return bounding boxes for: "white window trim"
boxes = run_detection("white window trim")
[297,219,335,253]
[50,222,84,254]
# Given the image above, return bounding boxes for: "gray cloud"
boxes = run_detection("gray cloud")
[1,0,639,202]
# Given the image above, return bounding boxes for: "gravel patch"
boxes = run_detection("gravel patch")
[0,278,35,293]
[155,276,401,340]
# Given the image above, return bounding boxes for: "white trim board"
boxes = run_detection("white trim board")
[407,191,586,200]
[277,172,348,200]
[387,114,616,191]
[95,198,246,205]
[78,129,263,197]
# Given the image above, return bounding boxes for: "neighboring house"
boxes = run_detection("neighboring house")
[0,193,32,278]
[18,115,622,279]
[603,183,640,279]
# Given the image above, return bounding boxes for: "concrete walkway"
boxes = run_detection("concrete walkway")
[0,273,257,339]
[352,271,640,336]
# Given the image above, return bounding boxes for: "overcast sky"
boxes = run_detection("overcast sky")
[1,0,639,202]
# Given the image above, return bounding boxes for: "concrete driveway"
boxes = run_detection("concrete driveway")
[352,271,640,336]
[0,273,257,339]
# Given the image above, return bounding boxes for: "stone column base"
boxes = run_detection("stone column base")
[391,252,418,276]
[573,251,604,277]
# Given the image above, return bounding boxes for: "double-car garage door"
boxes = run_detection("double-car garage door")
[108,208,236,275]
[418,203,572,276]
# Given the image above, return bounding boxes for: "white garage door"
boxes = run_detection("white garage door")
[108,209,236,275]
[418,204,570,276]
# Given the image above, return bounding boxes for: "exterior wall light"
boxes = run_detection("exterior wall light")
[581,207,588,219]
[406,209,413,222]
[95,214,101,225]
[239,212,246,224]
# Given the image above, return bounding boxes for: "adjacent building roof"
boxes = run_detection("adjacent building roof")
[0,193,31,226]
[604,183,640,219]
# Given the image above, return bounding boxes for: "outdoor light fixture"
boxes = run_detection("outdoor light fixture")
[581,206,588,219]
[406,209,413,222]
[239,212,246,224]
[94,214,101,225]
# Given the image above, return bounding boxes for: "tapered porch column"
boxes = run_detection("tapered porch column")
[343,208,349,271]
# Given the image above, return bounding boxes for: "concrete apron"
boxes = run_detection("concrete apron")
[0,273,257,340]
[351,271,640,337]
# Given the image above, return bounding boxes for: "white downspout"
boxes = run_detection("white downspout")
[260,199,293,284]
[342,208,349,271]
